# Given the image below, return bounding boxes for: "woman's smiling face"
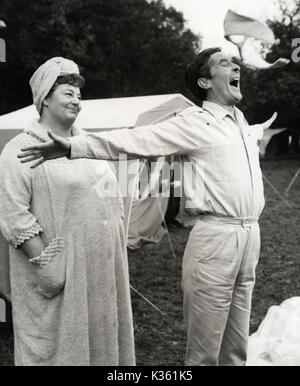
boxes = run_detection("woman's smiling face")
[43,83,82,124]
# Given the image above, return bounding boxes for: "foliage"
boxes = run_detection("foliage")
[239,5,299,125]
[238,0,300,155]
[0,0,200,114]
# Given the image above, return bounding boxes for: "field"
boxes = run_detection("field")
[0,159,299,366]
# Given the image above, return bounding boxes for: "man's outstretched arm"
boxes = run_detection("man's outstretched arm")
[18,110,278,168]
[18,132,71,168]
[18,108,203,167]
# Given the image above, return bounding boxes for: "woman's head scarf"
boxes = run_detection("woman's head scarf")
[29,57,84,115]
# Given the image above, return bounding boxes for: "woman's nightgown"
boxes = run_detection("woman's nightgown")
[0,120,135,366]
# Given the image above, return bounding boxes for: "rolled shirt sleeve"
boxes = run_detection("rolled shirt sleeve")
[69,107,204,160]
[0,140,42,248]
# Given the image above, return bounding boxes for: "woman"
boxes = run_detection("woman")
[0,57,135,366]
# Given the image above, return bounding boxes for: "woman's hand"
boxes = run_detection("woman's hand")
[21,235,46,260]
[18,131,71,168]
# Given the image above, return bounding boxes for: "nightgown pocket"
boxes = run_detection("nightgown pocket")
[29,237,66,299]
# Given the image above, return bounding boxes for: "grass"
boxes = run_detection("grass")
[1,159,299,366]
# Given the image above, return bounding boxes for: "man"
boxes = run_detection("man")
[19,48,276,365]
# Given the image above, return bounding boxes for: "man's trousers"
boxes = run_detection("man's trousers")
[182,216,260,366]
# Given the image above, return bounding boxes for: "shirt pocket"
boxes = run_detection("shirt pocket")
[211,144,240,182]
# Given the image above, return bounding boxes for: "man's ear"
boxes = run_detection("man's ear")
[43,99,49,107]
[197,77,211,90]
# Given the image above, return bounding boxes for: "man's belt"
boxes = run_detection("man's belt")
[199,215,258,228]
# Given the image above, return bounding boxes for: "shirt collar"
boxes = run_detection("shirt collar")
[202,101,244,124]
[24,119,85,142]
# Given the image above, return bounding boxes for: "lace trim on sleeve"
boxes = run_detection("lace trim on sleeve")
[29,238,64,268]
[11,223,43,248]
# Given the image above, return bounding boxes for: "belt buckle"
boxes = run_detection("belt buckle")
[241,218,250,229]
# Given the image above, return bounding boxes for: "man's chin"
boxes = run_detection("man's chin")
[236,95,243,104]
[233,92,243,104]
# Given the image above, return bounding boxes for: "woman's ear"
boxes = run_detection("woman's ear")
[43,99,49,107]
[197,77,211,90]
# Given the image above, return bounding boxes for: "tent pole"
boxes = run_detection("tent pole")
[284,168,300,197]
[130,285,167,316]
[262,174,293,209]
[157,199,177,260]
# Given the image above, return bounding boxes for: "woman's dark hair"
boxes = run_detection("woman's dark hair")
[47,73,85,98]
[185,47,221,101]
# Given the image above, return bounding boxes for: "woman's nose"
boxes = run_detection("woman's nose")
[72,95,81,105]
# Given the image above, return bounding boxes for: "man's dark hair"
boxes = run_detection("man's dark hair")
[185,47,221,101]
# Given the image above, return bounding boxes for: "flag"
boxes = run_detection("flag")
[224,10,290,70]
[224,9,274,45]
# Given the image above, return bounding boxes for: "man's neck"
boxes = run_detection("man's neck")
[204,98,235,114]
[40,116,73,138]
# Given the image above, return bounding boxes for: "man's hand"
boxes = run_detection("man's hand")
[258,112,278,131]
[249,112,277,142]
[18,131,71,168]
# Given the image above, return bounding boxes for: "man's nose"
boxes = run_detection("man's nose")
[232,63,240,72]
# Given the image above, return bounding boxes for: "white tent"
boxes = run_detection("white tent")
[0,94,194,301]
[0,94,192,134]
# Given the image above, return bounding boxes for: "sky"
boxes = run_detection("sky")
[163,0,280,53]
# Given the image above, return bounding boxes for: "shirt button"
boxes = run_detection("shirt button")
[103,220,108,226]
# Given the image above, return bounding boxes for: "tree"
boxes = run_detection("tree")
[239,0,300,156]
[0,0,200,114]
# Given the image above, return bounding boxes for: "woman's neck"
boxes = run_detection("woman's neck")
[40,115,73,138]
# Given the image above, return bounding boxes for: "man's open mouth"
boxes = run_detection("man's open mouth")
[229,79,240,88]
